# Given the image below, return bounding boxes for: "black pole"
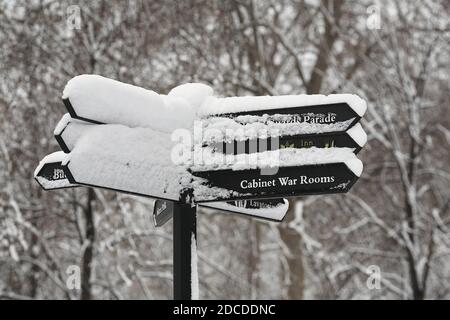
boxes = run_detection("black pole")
[173,201,197,300]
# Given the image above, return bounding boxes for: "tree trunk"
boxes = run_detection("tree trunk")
[279,199,304,299]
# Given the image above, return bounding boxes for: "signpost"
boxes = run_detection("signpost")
[35,75,367,300]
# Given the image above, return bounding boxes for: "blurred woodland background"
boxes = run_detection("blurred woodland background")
[0,0,449,299]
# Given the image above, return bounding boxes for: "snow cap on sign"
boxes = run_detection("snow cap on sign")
[54,114,94,152]
[34,151,67,178]
[168,83,214,109]
[63,124,190,201]
[346,123,367,147]
[62,74,195,132]
[198,94,367,117]
[53,113,72,136]
[190,146,362,173]
[345,158,363,177]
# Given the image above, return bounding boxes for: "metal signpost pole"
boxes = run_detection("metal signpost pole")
[173,201,197,300]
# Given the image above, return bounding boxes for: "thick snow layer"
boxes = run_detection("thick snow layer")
[63,124,191,201]
[62,75,195,132]
[53,113,72,135]
[200,116,355,143]
[202,199,289,221]
[62,122,363,202]
[60,124,254,202]
[199,94,367,117]
[168,83,214,109]
[346,123,367,147]
[190,146,363,177]
[191,178,250,202]
[54,114,94,151]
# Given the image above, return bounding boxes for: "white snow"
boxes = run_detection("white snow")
[62,74,195,132]
[202,199,289,221]
[168,83,214,109]
[190,146,363,177]
[190,232,199,300]
[54,114,94,151]
[198,94,367,117]
[53,113,72,135]
[63,124,191,201]
[346,123,367,147]
[200,116,355,143]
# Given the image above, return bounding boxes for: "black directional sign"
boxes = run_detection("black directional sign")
[209,102,363,131]
[192,162,360,202]
[35,160,77,190]
[153,199,174,227]
[209,126,366,155]
[204,101,367,156]
[201,198,288,222]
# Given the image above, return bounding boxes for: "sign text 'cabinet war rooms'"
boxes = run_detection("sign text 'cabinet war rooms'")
[35,75,367,299]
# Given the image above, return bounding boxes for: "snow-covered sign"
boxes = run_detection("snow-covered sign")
[202,198,289,222]
[34,152,77,190]
[192,159,362,202]
[154,198,289,226]
[36,75,367,204]
[200,95,367,155]
[208,122,367,155]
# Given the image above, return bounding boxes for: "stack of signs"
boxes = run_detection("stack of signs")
[193,94,367,201]
[35,75,367,224]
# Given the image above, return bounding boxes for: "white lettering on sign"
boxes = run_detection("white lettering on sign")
[240,179,276,189]
[53,169,66,180]
[299,175,335,184]
[271,113,337,124]
[240,175,335,189]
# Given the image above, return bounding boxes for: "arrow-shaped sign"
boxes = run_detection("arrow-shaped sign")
[202,198,289,222]
[34,152,78,190]
[208,122,367,155]
[154,198,289,226]
[192,160,362,202]
[200,94,366,128]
